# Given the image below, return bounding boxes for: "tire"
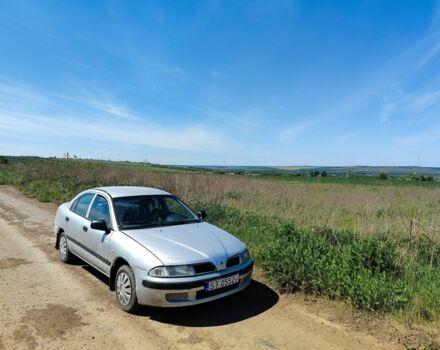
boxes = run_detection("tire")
[58,233,74,263]
[115,265,139,313]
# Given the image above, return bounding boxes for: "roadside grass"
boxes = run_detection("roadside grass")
[202,203,440,322]
[1,157,440,324]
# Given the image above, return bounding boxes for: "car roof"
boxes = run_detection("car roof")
[94,186,171,198]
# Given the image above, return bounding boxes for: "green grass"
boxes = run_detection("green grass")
[1,156,440,324]
[261,173,440,188]
[6,156,188,173]
[201,203,439,320]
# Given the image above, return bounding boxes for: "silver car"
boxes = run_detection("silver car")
[54,186,253,312]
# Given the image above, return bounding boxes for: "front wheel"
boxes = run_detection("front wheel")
[115,265,139,313]
[58,233,74,263]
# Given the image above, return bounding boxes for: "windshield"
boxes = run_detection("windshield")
[114,195,200,230]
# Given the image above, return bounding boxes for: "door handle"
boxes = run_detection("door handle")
[65,216,69,222]
[83,226,88,232]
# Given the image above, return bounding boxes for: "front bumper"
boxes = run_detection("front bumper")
[136,260,253,307]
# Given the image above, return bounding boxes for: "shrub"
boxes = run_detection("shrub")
[378,172,388,180]
[0,156,8,164]
[254,223,408,311]
[197,204,413,312]
[199,204,439,317]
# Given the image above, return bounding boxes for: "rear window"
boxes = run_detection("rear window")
[72,193,95,217]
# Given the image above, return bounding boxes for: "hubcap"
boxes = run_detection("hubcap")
[116,272,132,306]
[59,236,67,260]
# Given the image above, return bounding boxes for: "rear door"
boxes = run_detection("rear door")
[68,192,95,258]
[85,194,113,274]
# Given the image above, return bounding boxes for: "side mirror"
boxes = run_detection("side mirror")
[91,220,111,233]
[198,210,207,220]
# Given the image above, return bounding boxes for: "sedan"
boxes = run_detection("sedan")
[54,186,253,312]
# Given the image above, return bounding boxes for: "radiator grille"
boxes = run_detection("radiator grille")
[226,256,240,268]
[193,262,216,274]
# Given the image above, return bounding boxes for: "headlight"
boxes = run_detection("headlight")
[239,249,251,264]
[149,265,196,277]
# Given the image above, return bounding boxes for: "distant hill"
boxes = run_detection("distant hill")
[168,165,440,176]
[274,165,440,176]
[3,156,440,177]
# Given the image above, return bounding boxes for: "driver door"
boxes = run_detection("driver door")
[85,194,113,275]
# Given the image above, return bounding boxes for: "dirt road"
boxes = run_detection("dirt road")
[0,186,402,349]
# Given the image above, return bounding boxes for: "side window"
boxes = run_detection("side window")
[73,193,95,217]
[88,195,111,227]
[70,197,80,211]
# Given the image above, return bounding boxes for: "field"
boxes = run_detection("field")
[172,164,440,177]
[1,156,440,327]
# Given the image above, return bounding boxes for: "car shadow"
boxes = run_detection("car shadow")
[81,264,110,285]
[69,256,110,285]
[136,280,279,327]
[73,259,279,327]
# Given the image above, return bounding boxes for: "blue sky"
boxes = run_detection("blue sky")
[1,0,440,166]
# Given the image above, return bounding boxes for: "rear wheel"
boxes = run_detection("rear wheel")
[116,265,139,313]
[58,233,74,263]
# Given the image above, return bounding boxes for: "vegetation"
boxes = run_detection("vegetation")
[178,164,440,178]
[378,172,388,180]
[261,172,440,188]
[1,156,440,324]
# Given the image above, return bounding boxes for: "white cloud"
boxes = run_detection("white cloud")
[380,90,440,122]
[0,79,49,106]
[0,79,235,154]
[417,3,440,68]
[0,108,233,152]
[395,127,440,146]
[58,95,140,120]
[418,39,440,68]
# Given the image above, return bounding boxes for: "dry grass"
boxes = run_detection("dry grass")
[5,160,440,240]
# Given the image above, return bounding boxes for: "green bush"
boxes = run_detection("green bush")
[0,155,8,164]
[200,203,439,317]
[253,224,407,311]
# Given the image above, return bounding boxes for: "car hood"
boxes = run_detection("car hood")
[122,222,245,268]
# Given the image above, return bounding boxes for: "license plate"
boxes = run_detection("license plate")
[206,274,239,291]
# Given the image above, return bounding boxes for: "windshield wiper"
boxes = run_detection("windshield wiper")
[122,219,200,229]
[161,219,200,226]
[122,221,163,229]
